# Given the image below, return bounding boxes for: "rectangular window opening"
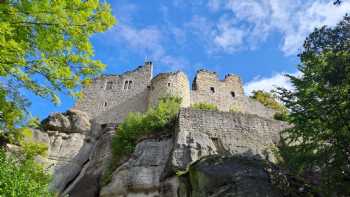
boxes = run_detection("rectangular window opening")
[106,81,113,90]
[124,81,128,89]
[128,80,132,89]
[210,87,215,93]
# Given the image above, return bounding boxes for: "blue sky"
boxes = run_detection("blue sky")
[28,0,350,119]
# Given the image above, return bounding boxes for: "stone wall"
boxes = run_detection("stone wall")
[74,63,276,123]
[148,71,191,108]
[190,70,244,111]
[74,62,153,124]
[172,108,288,170]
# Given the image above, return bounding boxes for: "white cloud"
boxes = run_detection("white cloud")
[207,0,350,55]
[102,12,189,70]
[116,25,165,59]
[244,71,301,95]
[213,18,245,52]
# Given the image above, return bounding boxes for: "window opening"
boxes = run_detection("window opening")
[128,80,132,89]
[231,91,235,98]
[124,81,128,89]
[106,81,113,90]
[210,87,215,93]
[168,83,171,87]
[104,102,108,107]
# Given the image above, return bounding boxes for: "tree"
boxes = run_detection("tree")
[0,0,115,138]
[250,90,288,120]
[277,15,350,195]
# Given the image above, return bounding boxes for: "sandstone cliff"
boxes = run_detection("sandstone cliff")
[31,107,297,197]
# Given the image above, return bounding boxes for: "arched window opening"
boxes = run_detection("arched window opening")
[104,102,108,107]
[124,81,128,89]
[167,83,171,87]
[210,87,215,93]
[128,80,132,89]
[231,91,235,98]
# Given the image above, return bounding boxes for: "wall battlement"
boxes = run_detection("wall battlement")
[74,62,275,123]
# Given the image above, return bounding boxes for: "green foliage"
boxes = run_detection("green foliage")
[0,149,53,197]
[0,0,115,143]
[0,87,25,144]
[273,112,288,121]
[27,117,41,129]
[191,102,218,111]
[276,16,350,195]
[250,90,288,121]
[229,105,240,113]
[112,96,181,162]
[103,97,182,185]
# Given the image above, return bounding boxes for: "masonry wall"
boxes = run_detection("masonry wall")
[74,63,153,124]
[148,71,190,108]
[173,108,289,168]
[190,70,244,111]
[189,70,275,119]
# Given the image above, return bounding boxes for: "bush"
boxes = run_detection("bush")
[229,106,240,112]
[103,97,182,185]
[250,90,288,121]
[0,149,53,197]
[112,96,182,159]
[273,112,288,121]
[191,103,218,111]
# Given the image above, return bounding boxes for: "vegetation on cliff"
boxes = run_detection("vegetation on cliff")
[112,96,181,158]
[0,130,52,197]
[250,90,288,121]
[101,97,182,185]
[277,15,350,196]
[191,102,218,111]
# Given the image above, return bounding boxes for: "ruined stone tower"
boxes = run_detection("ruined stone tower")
[148,71,191,108]
[191,69,244,112]
[74,62,275,124]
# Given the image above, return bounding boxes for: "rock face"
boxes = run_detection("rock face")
[99,109,289,197]
[100,136,173,197]
[33,110,99,194]
[32,110,118,196]
[63,123,116,197]
[181,155,283,197]
[35,107,289,196]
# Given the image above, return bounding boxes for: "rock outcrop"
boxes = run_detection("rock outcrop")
[63,123,116,197]
[33,110,117,196]
[99,109,289,197]
[180,155,283,197]
[100,136,173,197]
[34,107,290,197]
[33,109,94,193]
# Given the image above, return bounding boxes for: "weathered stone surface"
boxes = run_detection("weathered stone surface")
[181,155,283,197]
[32,110,94,194]
[74,63,152,124]
[74,63,276,125]
[172,108,289,171]
[100,137,173,197]
[41,109,91,134]
[36,103,289,196]
[68,109,91,133]
[64,127,115,197]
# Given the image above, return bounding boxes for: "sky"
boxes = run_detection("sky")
[28,0,350,120]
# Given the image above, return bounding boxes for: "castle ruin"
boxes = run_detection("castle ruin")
[74,62,275,123]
